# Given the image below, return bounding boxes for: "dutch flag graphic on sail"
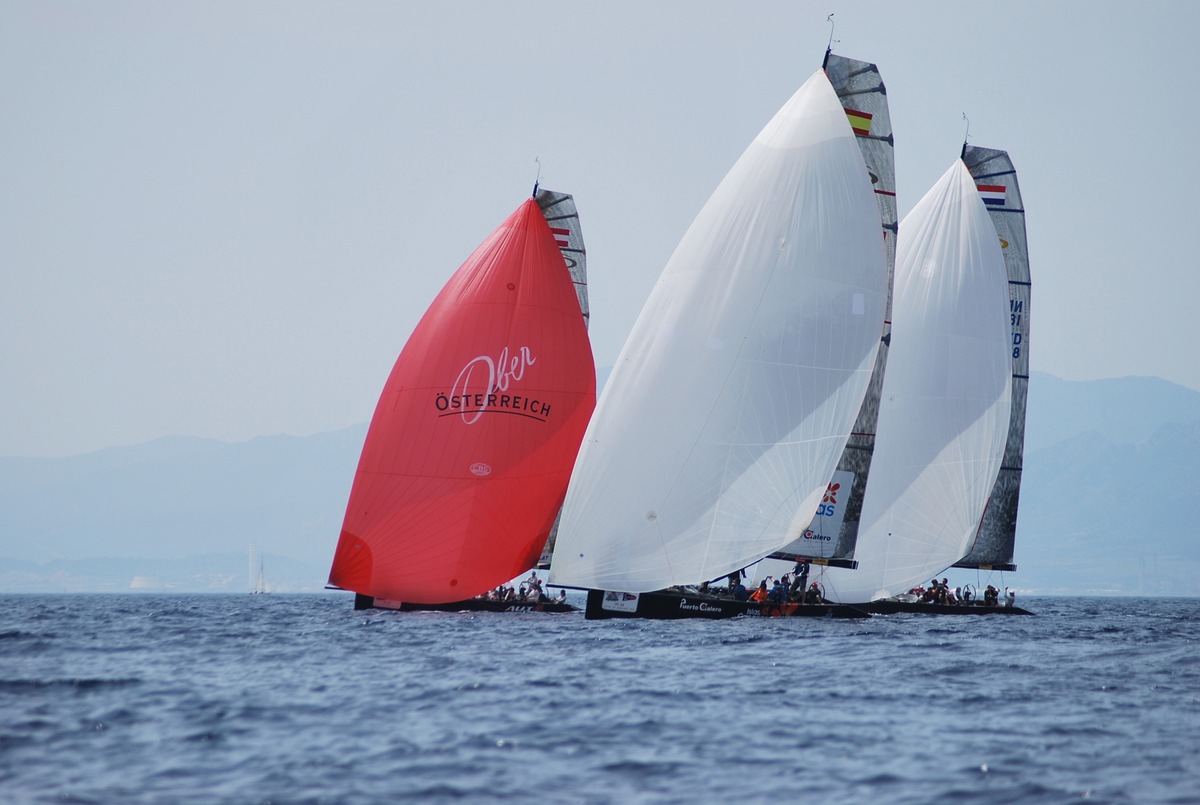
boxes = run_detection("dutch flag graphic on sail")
[977,184,1007,207]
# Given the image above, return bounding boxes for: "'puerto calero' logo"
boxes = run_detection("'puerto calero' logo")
[434,346,552,424]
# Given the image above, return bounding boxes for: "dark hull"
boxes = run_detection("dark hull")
[585,589,871,620]
[354,593,577,614]
[861,599,1033,616]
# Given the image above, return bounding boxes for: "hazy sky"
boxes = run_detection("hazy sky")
[3,1,1197,457]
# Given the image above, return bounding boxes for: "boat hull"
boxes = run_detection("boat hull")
[354,593,577,614]
[584,589,870,620]
[861,599,1033,616]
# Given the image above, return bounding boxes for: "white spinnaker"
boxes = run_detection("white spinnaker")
[549,70,887,592]
[824,159,1012,603]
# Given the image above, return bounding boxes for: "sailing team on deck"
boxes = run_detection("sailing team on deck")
[904,579,1016,608]
[478,573,565,605]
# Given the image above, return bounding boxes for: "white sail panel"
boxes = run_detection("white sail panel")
[824,159,1012,603]
[550,70,887,592]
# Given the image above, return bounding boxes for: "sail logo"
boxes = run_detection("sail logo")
[601,591,640,613]
[815,482,840,517]
[677,598,723,614]
[977,184,1006,206]
[435,346,553,424]
[469,463,492,476]
[844,108,873,136]
[801,470,853,549]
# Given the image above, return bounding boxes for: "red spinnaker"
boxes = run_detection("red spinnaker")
[329,199,596,603]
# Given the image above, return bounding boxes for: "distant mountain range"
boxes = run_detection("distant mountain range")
[1,372,1197,596]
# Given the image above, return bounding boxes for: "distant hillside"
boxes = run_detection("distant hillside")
[1024,373,1200,450]
[1,374,1197,595]
[1011,373,1200,595]
[0,426,367,592]
[1016,420,1200,595]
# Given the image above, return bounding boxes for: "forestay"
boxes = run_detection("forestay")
[550,70,887,592]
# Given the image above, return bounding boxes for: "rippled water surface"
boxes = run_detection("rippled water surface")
[1,594,1197,803]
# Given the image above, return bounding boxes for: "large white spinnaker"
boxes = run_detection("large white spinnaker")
[824,159,1012,603]
[549,69,888,593]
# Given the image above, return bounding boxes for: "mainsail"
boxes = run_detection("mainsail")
[531,188,589,566]
[770,49,897,569]
[549,69,888,593]
[328,194,596,604]
[824,159,1012,603]
[534,188,589,330]
[954,146,1030,571]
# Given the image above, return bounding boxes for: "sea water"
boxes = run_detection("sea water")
[1,594,1196,804]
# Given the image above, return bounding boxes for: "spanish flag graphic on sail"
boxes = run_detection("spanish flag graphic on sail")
[844,108,872,136]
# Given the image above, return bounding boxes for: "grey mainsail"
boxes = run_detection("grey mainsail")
[769,50,897,569]
[534,188,589,567]
[535,188,589,327]
[954,146,1030,571]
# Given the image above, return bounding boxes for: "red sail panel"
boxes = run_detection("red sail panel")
[329,199,596,603]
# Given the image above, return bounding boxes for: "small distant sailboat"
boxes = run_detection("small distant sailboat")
[327,188,595,612]
[820,153,1025,613]
[249,544,270,594]
[548,62,890,620]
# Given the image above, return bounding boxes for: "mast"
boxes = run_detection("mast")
[769,50,897,570]
[954,146,1030,571]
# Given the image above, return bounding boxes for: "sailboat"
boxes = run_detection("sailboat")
[548,64,890,620]
[327,188,596,612]
[249,544,270,594]
[861,145,1033,615]
[818,154,1026,613]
